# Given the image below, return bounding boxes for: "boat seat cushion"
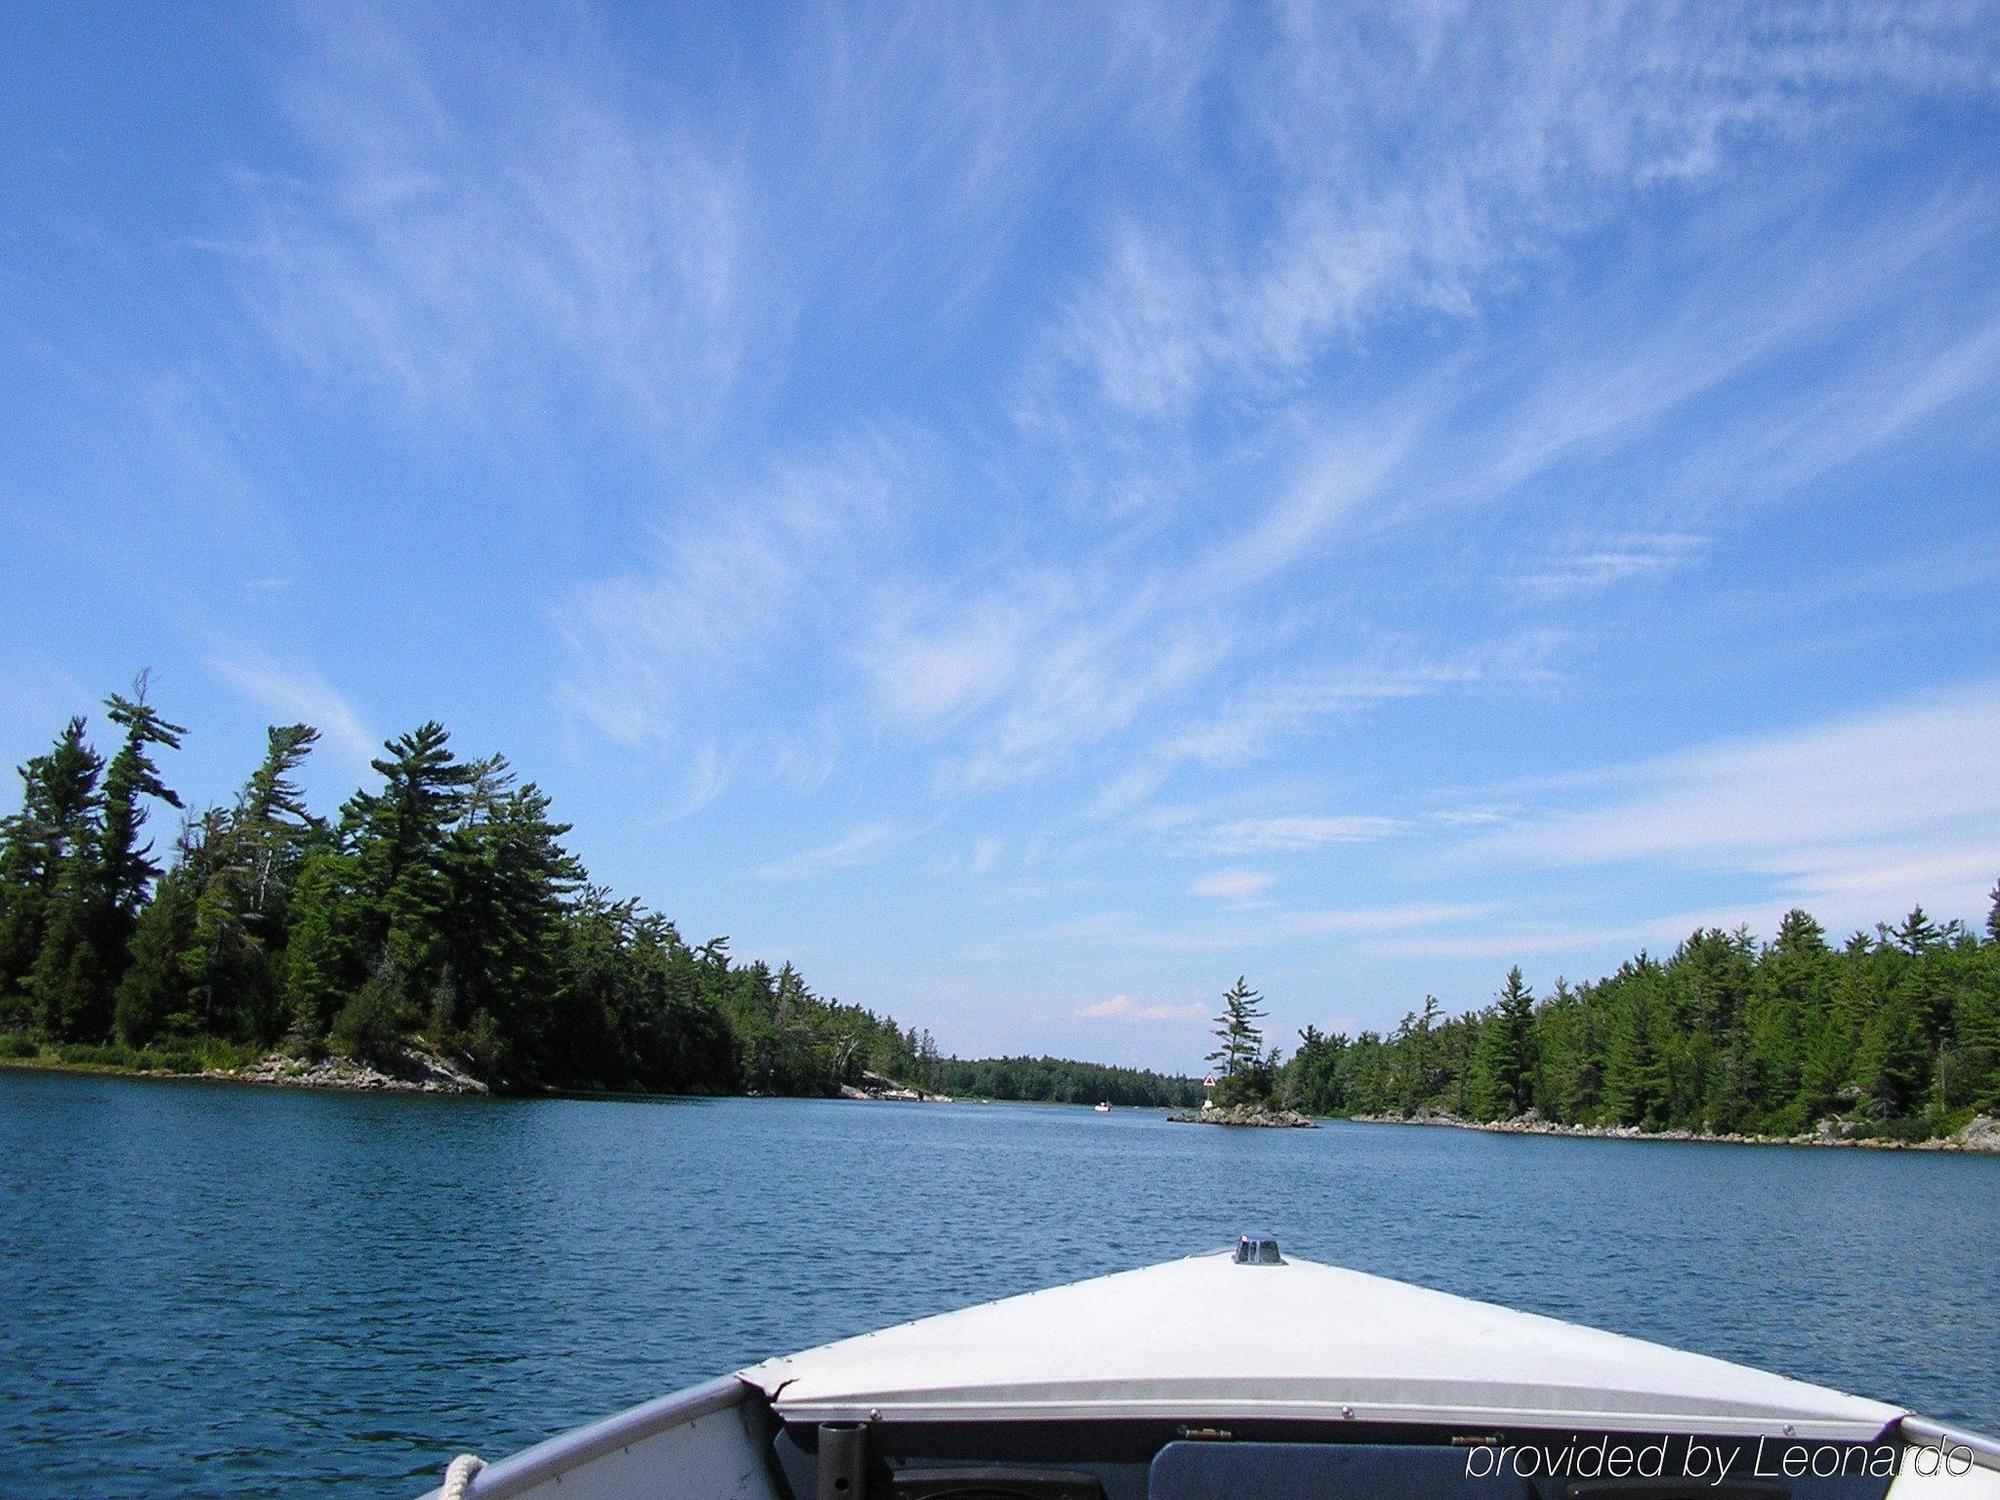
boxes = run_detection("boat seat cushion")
[1149,1441,1530,1500]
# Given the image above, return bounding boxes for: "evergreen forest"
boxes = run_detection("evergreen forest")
[929,1055,1203,1108]
[0,684,927,1095]
[6,682,1997,1143]
[1279,905,2000,1141]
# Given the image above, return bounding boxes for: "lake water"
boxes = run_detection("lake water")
[2,1070,1996,1498]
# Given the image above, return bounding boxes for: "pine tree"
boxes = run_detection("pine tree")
[97,682,187,943]
[36,683,186,1040]
[30,872,109,1041]
[1471,966,1536,1119]
[115,857,201,1046]
[280,847,353,1042]
[1741,909,1832,1130]
[1958,969,2000,1115]
[230,725,323,930]
[1536,976,1603,1122]
[1207,977,1266,1076]
[1854,936,1927,1119]
[436,764,582,1075]
[1207,977,1271,1106]
[1604,956,1669,1126]
[1894,906,1943,957]
[341,722,475,1008]
[0,719,103,1026]
[1284,1025,1349,1115]
[169,727,326,1044]
[1395,993,1441,1111]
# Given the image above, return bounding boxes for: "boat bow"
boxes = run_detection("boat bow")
[742,1250,1905,1441]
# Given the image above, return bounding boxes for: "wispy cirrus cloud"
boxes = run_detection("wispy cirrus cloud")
[1204,815,1411,852]
[212,9,744,438]
[1077,993,1209,1023]
[206,655,378,773]
[1292,903,1498,936]
[558,437,906,756]
[758,821,903,883]
[1092,631,1569,818]
[860,567,1234,793]
[1461,682,2000,932]
[1508,533,1706,600]
[1055,5,2000,425]
[1190,868,1274,904]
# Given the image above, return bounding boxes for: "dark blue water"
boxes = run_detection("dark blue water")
[2,1071,1996,1498]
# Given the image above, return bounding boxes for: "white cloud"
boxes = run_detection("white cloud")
[1078,993,1209,1022]
[662,740,734,822]
[1427,809,1509,829]
[757,821,902,882]
[1694,297,2000,503]
[1058,5,2000,424]
[1109,632,1567,811]
[1207,815,1411,852]
[0,658,98,752]
[1467,682,2000,930]
[1190,868,1274,902]
[1364,903,1777,963]
[1065,222,1211,417]
[770,721,841,794]
[559,438,904,752]
[793,6,1222,321]
[1193,417,1427,595]
[856,578,1066,734]
[206,656,378,773]
[1509,532,1706,600]
[862,569,1233,792]
[1032,911,1252,954]
[1371,927,1655,962]
[1291,903,1495,935]
[219,10,744,437]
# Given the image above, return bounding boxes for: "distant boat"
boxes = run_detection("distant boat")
[416,1238,2000,1500]
[1094,1101,1112,1113]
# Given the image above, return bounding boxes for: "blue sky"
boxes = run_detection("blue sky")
[4,3,1999,1069]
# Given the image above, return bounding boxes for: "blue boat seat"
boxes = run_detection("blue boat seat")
[1149,1441,1530,1500]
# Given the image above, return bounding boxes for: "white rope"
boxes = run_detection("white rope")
[441,1453,485,1500]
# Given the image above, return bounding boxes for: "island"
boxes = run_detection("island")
[1166,978,1319,1127]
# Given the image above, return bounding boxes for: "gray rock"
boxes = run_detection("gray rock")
[1167,1103,1318,1128]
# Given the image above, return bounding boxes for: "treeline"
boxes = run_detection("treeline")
[1282,902,2000,1140]
[0,683,924,1095]
[932,1054,1204,1107]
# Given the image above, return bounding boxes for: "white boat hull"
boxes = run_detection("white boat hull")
[416,1248,2000,1500]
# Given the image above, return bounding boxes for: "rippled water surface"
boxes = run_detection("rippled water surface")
[2,1069,1996,1497]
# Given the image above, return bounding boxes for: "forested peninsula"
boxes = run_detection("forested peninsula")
[1276,903,2000,1147]
[0,684,957,1096]
[0,684,1209,1105]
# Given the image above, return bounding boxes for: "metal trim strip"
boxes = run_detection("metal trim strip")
[1898,1417,2000,1475]
[413,1375,752,1500]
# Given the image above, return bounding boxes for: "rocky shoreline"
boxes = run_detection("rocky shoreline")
[1347,1108,2000,1153]
[1,1046,490,1095]
[5,1049,957,1103]
[837,1068,953,1103]
[1167,1103,1318,1128]
[224,1048,489,1095]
